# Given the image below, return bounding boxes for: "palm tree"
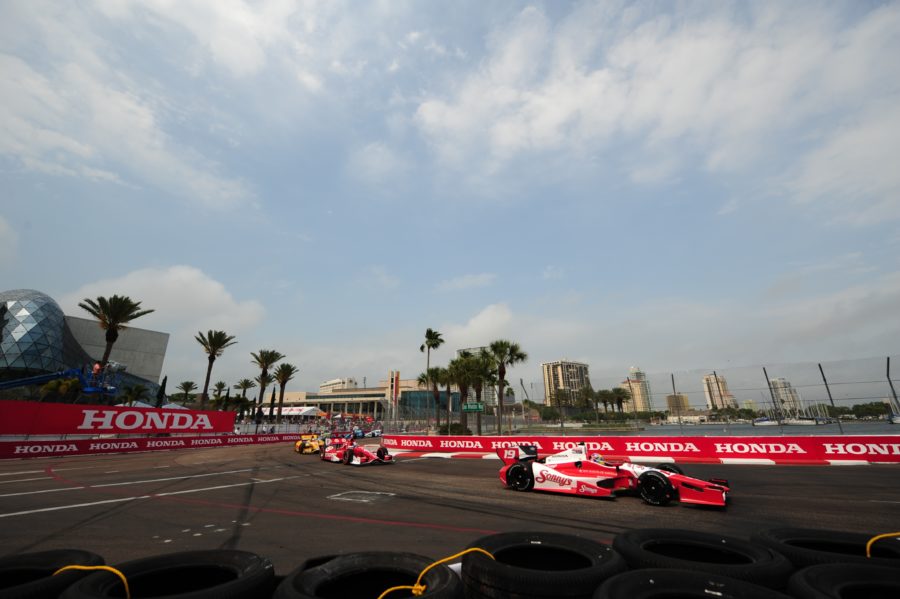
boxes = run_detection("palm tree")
[419,328,444,417]
[121,384,151,406]
[250,349,284,410]
[471,350,496,436]
[448,351,474,432]
[435,366,453,432]
[234,378,256,417]
[611,387,631,413]
[195,330,237,409]
[78,295,155,366]
[417,367,442,429]
[211,380,227,408]
[255,373,274,421]
[274,363,299,423]
[487,339,528,435]
[176,381,197,405]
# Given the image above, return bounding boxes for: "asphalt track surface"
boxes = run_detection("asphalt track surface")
[1,443,899,575]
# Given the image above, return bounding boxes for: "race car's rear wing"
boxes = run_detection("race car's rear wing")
[496,444,539,465]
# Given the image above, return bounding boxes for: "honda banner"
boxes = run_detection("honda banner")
[381,434,900,464]
[0,400,235,435]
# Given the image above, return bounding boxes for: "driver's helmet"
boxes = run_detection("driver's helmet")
[590,453,604,463]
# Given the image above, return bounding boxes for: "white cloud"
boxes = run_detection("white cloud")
[542,266,564,280]
[443,304,514,350]
[347,142,409,186]
[436,273,496,292]
[413,3,900,223]
[366,266,399,290]
[58,265,266,386]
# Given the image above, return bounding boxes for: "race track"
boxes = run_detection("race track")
[1,443,898,574]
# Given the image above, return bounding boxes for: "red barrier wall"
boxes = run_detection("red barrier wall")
[382,434,900,465]
[0,400,235,435]
[0,433,300,459]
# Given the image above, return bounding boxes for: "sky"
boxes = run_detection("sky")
[2,1,899,406]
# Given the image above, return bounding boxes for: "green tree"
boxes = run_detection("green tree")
[596,389,614,414]
[233,378,256,417]
[121,384,151,406]
[195,330,237,409]
[210,380,227,407]
[437,366,455,431]
[274,362,299,423]
[487,339,528,435]
[417,367,443,429]
[611,387,631,413]
[250,349,284,409]
[448,351,474,431]
[78,295,155,366]
[470,350,496,436]
[176,381,197,404]
[40,377,82,403]
[419,328,444,421]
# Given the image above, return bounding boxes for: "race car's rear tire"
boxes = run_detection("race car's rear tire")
[750,527,900,569]
[0,549,104,599]
[272,551,462,599]
[462,531,626,599]
[505,463,534,491]
[59,550,275,599]
[594,568,793,599]
[612,528,794,589]
[637,471,674,506]
[787,563,900,598]
[654,463,684,475]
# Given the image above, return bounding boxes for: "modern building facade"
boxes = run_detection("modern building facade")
[620,366,653,412]
[769,377,802,415]
[0,289,169,394]
[702,373,737,410]
[666,393,690,413]
[541,360,591,408]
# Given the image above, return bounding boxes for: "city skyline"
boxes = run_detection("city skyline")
[2,2,899,395]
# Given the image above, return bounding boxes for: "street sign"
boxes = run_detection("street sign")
[462,402,484,412]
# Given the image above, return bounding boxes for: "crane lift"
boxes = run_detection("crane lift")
[0,362,126,395]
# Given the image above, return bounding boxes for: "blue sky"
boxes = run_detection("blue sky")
[2,1,899,400]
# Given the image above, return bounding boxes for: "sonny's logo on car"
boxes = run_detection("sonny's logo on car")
[534,471,572,486]
[577,483,599,494]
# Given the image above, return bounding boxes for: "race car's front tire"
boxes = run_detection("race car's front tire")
[505,463,534,491]
[461,531,626,599]
[655,463,684,475]
[376,447,389,460]
[612,528,794,590]
[638,471,674,506]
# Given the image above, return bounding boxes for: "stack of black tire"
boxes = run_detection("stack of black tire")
[1,527,898,598]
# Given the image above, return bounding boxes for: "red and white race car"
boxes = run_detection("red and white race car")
[320,435,394,466]
[498,443,729,507]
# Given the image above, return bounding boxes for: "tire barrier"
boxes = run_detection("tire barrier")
[592,568,793,599]
[58,550,274,599]
[787,562,900,598]
[272,551,462,599]
[460,531,627,599]
[611,528,795,589]
[751,527,900,569]
[0,549,104,599]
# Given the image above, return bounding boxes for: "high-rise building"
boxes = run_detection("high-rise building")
[541,360,591,407]
[620,366,653,412]
[666,393,690,413]
[702,373,737,409]
[769,377,801,415]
